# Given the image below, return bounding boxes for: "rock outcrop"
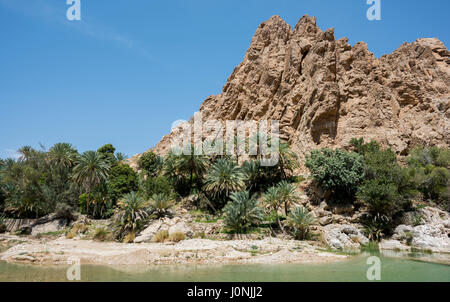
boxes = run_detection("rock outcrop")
[322,224,369,250]
[151,15,449,163]
[382,207,450,253]
[134,215,224,243]
[5,214,70,235]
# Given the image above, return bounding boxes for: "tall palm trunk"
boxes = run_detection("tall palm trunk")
[277,214,285,233]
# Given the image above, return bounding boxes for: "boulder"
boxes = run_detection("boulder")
[31,219,68,236]
[134,220,164,243]
[411,225,450,251]
[319,216,332,226]
[134,217,195,243]
[330,204,355,215]
[4,219,36,233]
[389,207,450,253]
[6,213,71,235]
[323,224,369,250]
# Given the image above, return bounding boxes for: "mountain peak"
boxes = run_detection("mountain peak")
[152,15,450,162]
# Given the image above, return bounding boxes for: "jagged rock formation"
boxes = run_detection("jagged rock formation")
[153,15,449,160]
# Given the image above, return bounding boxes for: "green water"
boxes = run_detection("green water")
[0,254,449,282]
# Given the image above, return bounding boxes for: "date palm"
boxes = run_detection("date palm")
[287,206,315,240]
[277,180,300,216]
[223,191,263,233]
[48,143,78,170]
[114,152,128,162]
[149,193,173,218]
[116,192,149,234]
[278,141,299,179]
[173,144,209,189]
[262,186,285,231]
[72,151,110,214]
[18,146,34,161]
[204,159,246,200]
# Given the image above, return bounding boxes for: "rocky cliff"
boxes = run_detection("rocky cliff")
[153,15,449,159]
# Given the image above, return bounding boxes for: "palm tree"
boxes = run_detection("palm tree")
[173,144,209,190]
[47,143,79,207]
[224,135,246,164]
[116,192,149,235]
[278,141,299,179]
[48,143,77,170]
[18,146,34,161]
[72,151,110,214]
[204,159,246,200]
[277,180,300,216]
[149,193,173,218]
[115,152,128,162]
[242,160,260,192]
[223,191,263,233]
[163,151,181,182]
[262,186,285,231]
[287,206,316,240]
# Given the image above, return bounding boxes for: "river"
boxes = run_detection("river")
[0,252,449,282]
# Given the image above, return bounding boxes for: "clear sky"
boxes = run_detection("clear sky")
[1,0,449,159]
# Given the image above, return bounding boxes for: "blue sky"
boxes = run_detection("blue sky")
[1,0,449,159]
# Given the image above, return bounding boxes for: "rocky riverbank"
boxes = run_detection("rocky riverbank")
[1,198,449,266]
[0,235,348,265]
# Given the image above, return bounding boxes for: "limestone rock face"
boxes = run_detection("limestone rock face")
[152,15,449,161]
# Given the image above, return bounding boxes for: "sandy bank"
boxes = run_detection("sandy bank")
[0,234,348,265]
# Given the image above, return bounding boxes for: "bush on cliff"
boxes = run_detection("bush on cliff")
[305,148,365,203]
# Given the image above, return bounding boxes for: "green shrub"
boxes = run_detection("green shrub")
[54,203,75,221]
[78,192,115,219]
[406,146,450,205]
[408,146,450,168]
[139,151,164,177]
[142,176,174,198]
[287,206,315,240]
[305,148,365,202]
[350,138,381,155]
[97,144,116,155]
[357,179,399,216]
[360,214,389,241]
[107,163,139,202]
[223,191,263,233]
[352,139,418,237]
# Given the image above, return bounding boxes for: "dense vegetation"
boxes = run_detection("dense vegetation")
[307,139,449,239]
[0,138,448,243]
